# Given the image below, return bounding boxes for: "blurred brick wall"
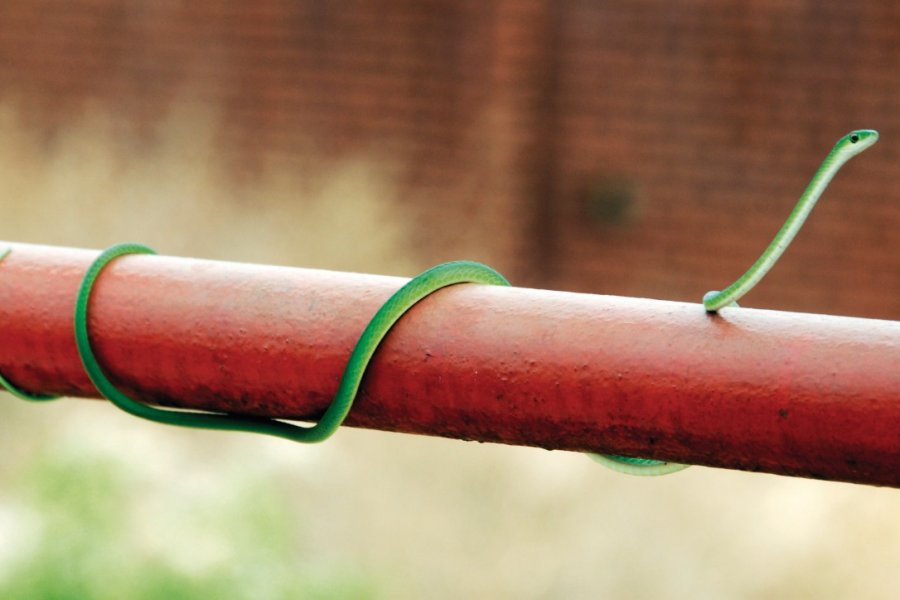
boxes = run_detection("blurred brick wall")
[547,2,900,320]
[0,1,897,319]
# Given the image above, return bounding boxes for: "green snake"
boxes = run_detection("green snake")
[703,129,879,311]
[0,129,878,475]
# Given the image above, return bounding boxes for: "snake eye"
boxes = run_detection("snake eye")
[850,133,860,143]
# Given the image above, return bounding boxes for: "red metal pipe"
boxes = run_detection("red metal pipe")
[1,241,898,486]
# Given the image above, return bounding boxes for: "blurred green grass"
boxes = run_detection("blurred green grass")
[1,99,899,599]
[1,444,377,599]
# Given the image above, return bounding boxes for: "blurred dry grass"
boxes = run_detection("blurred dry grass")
[0,100,898,599]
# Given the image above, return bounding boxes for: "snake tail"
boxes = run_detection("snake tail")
[0,245,61,401]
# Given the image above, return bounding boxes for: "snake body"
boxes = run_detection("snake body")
[601,129,879,474]
[73,244,511,443]
[0,129,879,476]
[703,129,878,311]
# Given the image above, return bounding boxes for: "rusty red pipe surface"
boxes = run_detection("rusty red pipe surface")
[1,241,898,486]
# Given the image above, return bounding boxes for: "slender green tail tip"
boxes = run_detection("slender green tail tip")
[0,246,10,261]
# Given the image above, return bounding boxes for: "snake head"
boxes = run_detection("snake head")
[838,129,879,156]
